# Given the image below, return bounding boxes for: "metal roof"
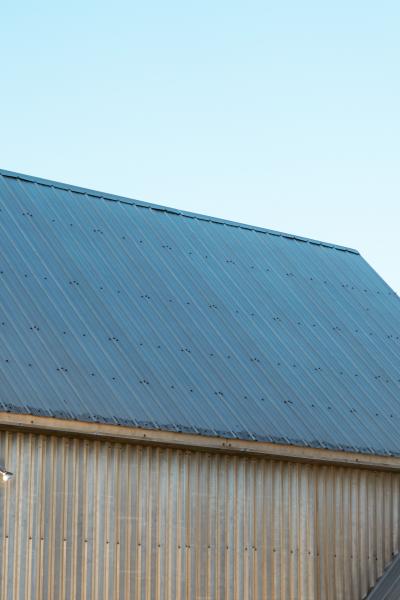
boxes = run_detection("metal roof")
[366,553,400,599]
[0,168,399,455]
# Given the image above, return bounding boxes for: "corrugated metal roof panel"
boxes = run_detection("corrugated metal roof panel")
[0,169,399,455]
[366,554,400,599]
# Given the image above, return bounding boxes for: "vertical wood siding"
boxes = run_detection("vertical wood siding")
[0,430,399,600]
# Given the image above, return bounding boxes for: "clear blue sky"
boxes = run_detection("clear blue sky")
[1,2,399,291]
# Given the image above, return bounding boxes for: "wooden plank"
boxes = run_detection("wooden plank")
[0,412,399,471]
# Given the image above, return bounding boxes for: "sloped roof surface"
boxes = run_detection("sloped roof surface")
[366,553,400,599]
[0,169,399,455]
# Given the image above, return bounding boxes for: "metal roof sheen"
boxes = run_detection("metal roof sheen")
[366,553,400,599]
[0,169,399,455]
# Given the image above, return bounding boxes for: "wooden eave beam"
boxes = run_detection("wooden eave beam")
[0,412,399,471]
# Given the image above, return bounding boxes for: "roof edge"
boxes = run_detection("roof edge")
[366,553,400,599]
[0,168,360,254]
[1,412,399,471]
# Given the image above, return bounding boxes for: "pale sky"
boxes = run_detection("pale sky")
[1,1,399,291]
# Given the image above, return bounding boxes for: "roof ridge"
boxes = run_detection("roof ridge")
[0,168,359,254]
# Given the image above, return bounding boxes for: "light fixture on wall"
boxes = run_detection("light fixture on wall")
[0,467,13,482]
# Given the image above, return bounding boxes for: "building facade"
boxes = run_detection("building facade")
[1,427,400,600]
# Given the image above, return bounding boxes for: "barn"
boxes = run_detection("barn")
[0,168,400,599]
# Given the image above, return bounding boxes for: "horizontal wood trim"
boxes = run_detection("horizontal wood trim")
[0,411,398,471]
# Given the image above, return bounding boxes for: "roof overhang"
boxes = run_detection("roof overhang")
[1,412,399,471]
[366,553,400,599]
